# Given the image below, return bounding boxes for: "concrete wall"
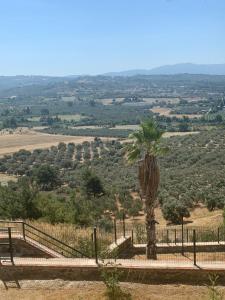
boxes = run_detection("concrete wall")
[109,236,133,258]
[0,237,52,258]
[133,243,225,256]
[1,264,225,285]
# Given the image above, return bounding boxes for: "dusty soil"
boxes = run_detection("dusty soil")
[0,280,218,300]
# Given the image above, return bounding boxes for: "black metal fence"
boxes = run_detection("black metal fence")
[1,218,225,266]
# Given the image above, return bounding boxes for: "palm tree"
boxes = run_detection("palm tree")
[125,119,167,259]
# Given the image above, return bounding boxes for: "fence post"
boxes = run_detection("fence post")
[193,229,196,266]
[131,229,134,245]
[122,212,126,238]
[174,229,177,245]
[186,229,189,243]
[217,227,220,244]
[91,233,94,257]
[8,227,13,263]
[181,217,184,255]
[114,218,117,244]
[22,222,26,240]
[93,227,98,264]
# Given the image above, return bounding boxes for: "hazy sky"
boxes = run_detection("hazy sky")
[0,0,225,75]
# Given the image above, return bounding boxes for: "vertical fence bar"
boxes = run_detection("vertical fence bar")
[217,227,220,244]
[131,230,134,245]
[123,212,126,238]
[8,227,13,263]
[186,229,189,243]
[114,218,117,244]
[91,233,94,257]
[174,229,177,245]
[193,229,196,266]
[22,222,26,240]
[181,217,184,255]
[166,229,169,244]
[93,227,98,264]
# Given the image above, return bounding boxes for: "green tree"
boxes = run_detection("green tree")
[162,198,190,224]
[33,164,61,191]
[82,169,104,197]
[125,118,168,259]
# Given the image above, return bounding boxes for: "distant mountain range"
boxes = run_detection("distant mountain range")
[103,63,225,76]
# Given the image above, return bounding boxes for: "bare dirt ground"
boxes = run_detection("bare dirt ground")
[0,280,218,300]
[150,107,202,119]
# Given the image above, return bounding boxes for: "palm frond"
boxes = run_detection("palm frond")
[124,117,169,161]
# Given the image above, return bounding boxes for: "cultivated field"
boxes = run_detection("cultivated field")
[143,97,180,104]
[28,114,84,122]
[0,129,97,157]
[97,98,124,105]
[150,107,202,119]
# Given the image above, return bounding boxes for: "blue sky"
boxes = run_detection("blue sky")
[0,0,225,75]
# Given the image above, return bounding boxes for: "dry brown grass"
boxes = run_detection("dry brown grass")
[0,281,215,300]
[0,129,96,157]
[0,173,18,184]
[126,205,223,228]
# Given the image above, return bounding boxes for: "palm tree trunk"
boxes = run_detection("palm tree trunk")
[139,154,159,260]
[146,201,157,259]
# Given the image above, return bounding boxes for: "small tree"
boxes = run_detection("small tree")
[33,164,61,191]
[82,169,104,197]
[162,198,190,224]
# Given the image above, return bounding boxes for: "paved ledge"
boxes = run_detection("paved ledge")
[1,258,225,284]
[1,257,225,270]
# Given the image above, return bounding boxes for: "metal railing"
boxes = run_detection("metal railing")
[0,227,14,263]
[0,220,90,259]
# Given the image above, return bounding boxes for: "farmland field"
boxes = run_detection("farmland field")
[143,97,180,104]
[28,114,84,122]
[0,129,97,156]
[97,98,124,105]
[151,107,202,118]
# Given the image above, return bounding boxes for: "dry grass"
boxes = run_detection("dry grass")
[0,281,215,300]
[163,132,199,138]
[0,173,18,184]
[0,129,96,157]
[97,98,124,105]
[127,205,223,228]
